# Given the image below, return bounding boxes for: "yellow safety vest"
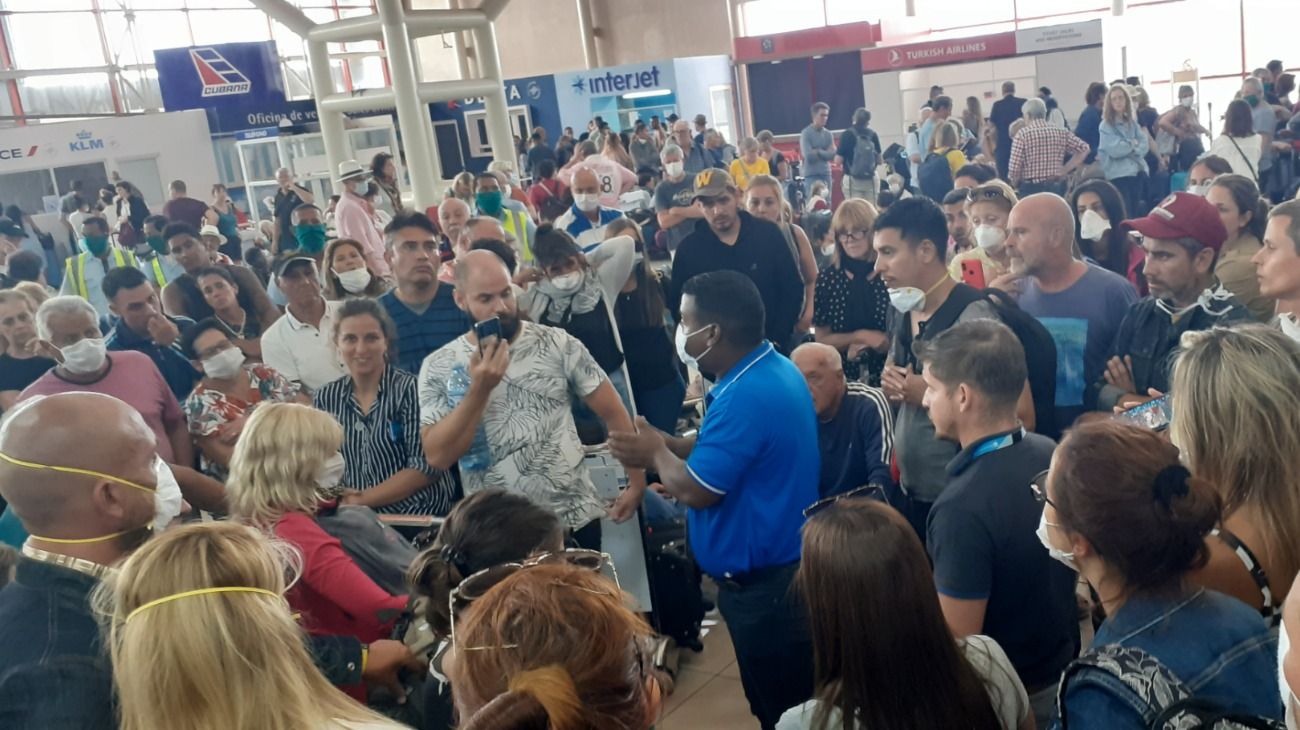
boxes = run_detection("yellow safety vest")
[143,256,167,288]
[65,249,136,298]
[500,209,533,264]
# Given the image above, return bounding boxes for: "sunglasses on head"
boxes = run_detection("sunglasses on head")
[967,185,1011,203]
[803,484,885,519]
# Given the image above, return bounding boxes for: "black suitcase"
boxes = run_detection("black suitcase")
[643,516,706,652]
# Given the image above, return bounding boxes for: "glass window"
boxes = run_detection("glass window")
[339,7,380,53]
[101,10,193,68]
[18,73,114,115]
[52,163,109,207]
[740,0,825,36]
[119,69,163,113]
[270,19,306,59]
[283,58,314,100]
[347,55,388,90]
[1242,0,1294,77]
[920,0,1015,29]
[6,12,105,69]
[189,10,273,45]
[1107,0,1241,82]
[117,157,165,208]
[0,0,94,9]
[826,0,885,24]
[0,170,57,217]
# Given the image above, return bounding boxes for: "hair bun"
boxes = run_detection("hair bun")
[1153,464,1191,506]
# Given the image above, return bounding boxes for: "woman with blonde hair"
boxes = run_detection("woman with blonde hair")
[952,180,1019,288]
[1171,324,1300,624]
[812,199,890,385]
[227,403,408,676]
[1098,85,1149,218]
[929,121,968,178]
[102,522,407,730]
[448,562,662,730]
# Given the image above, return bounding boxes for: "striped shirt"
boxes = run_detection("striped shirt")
[314,365,457,516]
[379,286,471,375]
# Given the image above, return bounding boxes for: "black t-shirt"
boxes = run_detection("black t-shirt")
[927,430,1079,689]
[273,187,305,248]
[615,280,677,391]
[0,354,55,394]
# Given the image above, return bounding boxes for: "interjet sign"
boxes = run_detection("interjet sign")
[570,65,662,96]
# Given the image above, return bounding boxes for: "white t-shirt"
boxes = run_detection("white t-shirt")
[775,634,1029,730]
[1210,133,1263,179]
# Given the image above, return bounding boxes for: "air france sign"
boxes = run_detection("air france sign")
[569,65,663,96]
[0,145,38,161]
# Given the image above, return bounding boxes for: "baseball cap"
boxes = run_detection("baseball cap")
[274,255,318,277]
[690,169,736,201]
[0,220,24,239]
[1121,192,1228,253]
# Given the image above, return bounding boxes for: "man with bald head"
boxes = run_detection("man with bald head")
[418,250,647,547]
[792,342,893,499]
[1006,193,1136,429]
[379,211,472,374]
[0,392,160,727]
[554,166,625,251]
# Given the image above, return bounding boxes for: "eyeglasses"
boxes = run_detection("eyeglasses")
[447,549,618,651]
[967,185,1011,203]
[803,484,885,519]
[1029,469,1056,508]
[836,229,870,244]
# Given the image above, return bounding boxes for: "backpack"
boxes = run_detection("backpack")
[883,142,910,188]
[918,151,954,201]
[926,285,1058,438]
[1058,643,1284,730]
[315,503,419,596]
[535,180,572,223]
[847,129,879,179]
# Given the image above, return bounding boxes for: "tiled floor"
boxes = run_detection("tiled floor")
[657,610,759,730]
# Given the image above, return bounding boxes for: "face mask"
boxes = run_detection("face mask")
[889,182,902,194]
[973,225,1006,251]
[1187,183,1210,197]
[475,191,503,217]
[1246,94,1260,107]
[1155,282,1236,319]
[1281,617,1299,730]
[821,243,836,257]
[202,347,245,380]
[1280,314,1300,345]
[1079,208,1111,241]
[550,271,584,292]
[664,162,684,178]
[574,193,601,212]
[152,460,183,531]
[334,267,372,294]
[675,324,714,370]
[60,337,107,374]
[82,235,110,257]
[1037,511,1078,572]
[316,452,346,490]
[294,223,328,254]
[1180,97,1195,109]
[887,274,948,313]
[146,235,168,256]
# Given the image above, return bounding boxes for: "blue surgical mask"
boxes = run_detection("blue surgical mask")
[475,191,503,217]
[294,223,327,253]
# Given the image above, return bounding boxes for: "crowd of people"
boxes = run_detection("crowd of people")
[3,58,1300,730]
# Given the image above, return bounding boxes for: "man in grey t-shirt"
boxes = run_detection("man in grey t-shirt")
[654,143,705,252]
[800,102,836,198]
[1244,76,1278,175]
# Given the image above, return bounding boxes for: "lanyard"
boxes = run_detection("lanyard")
[968,428,1025,461]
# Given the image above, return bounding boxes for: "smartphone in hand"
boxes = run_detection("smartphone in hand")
[1116,394,1173,431]
[473,317,502,355]
[961,259,987,290]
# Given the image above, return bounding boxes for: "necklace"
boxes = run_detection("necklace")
[218,310,247,338]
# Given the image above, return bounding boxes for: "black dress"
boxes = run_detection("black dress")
[812,256,891,385]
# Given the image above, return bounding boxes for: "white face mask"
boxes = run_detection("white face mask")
[152,459,184,531]
[550,271,584,292]
[334,267,372,294]
[316,452,346,490]
[820,243,836,257]
[1079,208,1111,241]
[1186,183,1210,197]
[1281,617,1299,730]
[59,337,107,374]
[1280,314,1300,344]
[888,287,927,313]
[202,347,245,380]
[1037,511,1078,572]
[664,162,684,179]
[973,225,1007,251]
[574,193,601,212]
[1181,97,1195,109]
[675,324,713,370]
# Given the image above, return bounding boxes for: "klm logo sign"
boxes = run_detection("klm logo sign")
[69,130,104,152]
[571,66,662,96]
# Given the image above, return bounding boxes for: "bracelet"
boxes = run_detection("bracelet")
[361,645,369,674]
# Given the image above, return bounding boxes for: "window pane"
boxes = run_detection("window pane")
[1105,0,1241,82]
[119,69,163,113]
[0,0,94,9]
[18,73,114,115]
[190,10,272,44]
[1014,0,1106,16]
[347,55,387,90]
[52,164,109,208]
[339,7,380,52]
[920,0,1015,28]
[271,20,307,59]
[283,59,315,100]
[0,170,57,218]
[1243,0,1294,79]
[102,11,193,68]
[6,13,105,69]
[826,0,883,24]
[740,0,825,36]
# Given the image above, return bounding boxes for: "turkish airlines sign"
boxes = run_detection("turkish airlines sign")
[861,33,1017,72]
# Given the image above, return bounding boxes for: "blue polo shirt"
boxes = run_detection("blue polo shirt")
[106,315,200,401]
[379,285,471,374]
[685,341,820,578]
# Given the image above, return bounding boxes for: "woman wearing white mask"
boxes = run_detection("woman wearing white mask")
[949,181,1017,290]
[1070,179,1148,296]
[1207,174,1274,320]
[1038,419,1281,729]
[518,226,638,432]
[180,318,306,480]
[813,199,891,386]
[322,238,389,301]
[226,402,409,700]
[314,298,456,516]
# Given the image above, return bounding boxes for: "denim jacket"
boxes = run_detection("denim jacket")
[1052,588,1282,729]
[1098,118,1150,180]
[0,558,115,730]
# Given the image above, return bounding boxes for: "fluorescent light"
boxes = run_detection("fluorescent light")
[622,89,672,100]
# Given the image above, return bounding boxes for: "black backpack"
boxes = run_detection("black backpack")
[1058,643,1284,730]
[926,285,1058,438]
[847,129,879,179]
[918,151,954,201]
[534,180,572,223]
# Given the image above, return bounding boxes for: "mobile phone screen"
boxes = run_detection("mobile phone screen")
[1116,394,1173,431]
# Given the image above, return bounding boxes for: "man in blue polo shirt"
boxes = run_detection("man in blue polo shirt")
[103,266,199,401]
[609,270,817,730]
[917,319,1077,727]
[554,167,625,251]
[378,212,471,374]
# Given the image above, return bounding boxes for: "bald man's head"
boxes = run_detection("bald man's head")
[1006,193,1077,278]
[572,167,600,197]
[453,250,521,341]
[0,392,157,550]
[792,342,847,419]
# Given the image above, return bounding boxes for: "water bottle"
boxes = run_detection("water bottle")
[447,364,493,472]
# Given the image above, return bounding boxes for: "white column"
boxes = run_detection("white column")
[306,39,349,196]
[376,0,443,209]
[472,22,516,167]
[575,0,599,70]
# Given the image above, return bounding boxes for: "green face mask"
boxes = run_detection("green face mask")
[294,223,328,253]
[82,235,110,257]
[475,190,503,217]
[1245,94,1260,107]
[146,235,168,256]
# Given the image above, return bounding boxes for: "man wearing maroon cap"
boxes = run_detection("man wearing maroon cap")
[1093,192,1252,411]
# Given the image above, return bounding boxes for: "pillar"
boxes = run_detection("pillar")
[376,0,443,209]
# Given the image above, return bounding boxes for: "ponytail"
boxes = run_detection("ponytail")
[406,547,462,636]
[458,666,584,730]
